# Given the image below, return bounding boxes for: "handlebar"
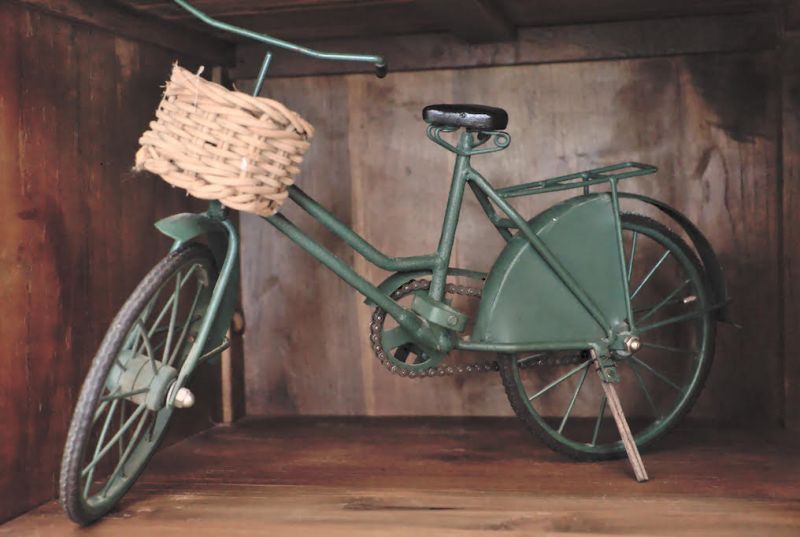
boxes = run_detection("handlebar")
[173,0,388,78]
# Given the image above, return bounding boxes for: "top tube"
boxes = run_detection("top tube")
[172,0,387,75]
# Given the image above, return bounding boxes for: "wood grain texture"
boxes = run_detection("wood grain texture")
[117,0,776,43]
[0,3,221,523]
[239,76,367,415]
[3,418,800,536]
[233,12,779,78]
[11,0,233,64]
[239,51,782,422]
[782,32,800,429]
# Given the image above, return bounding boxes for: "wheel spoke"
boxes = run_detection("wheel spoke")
[100,409,151,498]
[640,342,697,356]
[516,353,547,365]
[629,356,682,392]
[117,403,126,460]
[638,279,691,323]
[99,387,149,403]
[637,310,705,334]
[528,360,591,401]
[628,361,662,420]
[626,231,638,284]
[161,271,182,365]
[557,362,590,434]
[134,266,199,354]
[84,399,119,497]
[81,404,147,478]
[135,320,158,375]
[167,284,203,367]
[93,389,118,424]
[591,396,607,446]
[630,250,671,300]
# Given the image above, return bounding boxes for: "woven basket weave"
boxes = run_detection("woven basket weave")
[135,64,314,216]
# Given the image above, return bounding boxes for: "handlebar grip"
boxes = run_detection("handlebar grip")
[375,63,388,78]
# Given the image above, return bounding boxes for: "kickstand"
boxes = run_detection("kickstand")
[595,357,649,482]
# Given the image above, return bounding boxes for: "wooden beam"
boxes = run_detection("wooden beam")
[413,0,515,43]
[12,0,234,65]
[233,12,779,79]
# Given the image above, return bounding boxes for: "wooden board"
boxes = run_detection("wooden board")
[11,0,233,64]
[782,31,800,429]
[233,12,779,78]
[0,3,222,524]
[239,51,782,422]
[118,0,776,43]
[3,418,800,535]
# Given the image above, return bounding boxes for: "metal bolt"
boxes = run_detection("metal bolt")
[174,387,195,409]
[448,315,458,326]
[625,336,642,353]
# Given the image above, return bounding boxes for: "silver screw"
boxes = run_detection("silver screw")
[174,387,195,409]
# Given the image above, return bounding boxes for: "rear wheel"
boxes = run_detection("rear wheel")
[499,214,716,460]
[59,244,217,524]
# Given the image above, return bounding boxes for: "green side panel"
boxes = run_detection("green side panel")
[472,194,627,345]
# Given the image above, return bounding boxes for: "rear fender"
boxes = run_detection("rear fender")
[472,194,627,346]
[618,193,731,323]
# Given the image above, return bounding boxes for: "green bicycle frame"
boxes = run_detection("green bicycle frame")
[262,128,652,356]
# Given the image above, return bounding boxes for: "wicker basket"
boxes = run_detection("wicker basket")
[135,64,314,216]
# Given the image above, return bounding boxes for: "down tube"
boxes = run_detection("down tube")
[263,213,446,352]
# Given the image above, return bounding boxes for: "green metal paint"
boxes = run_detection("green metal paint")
[471,194,628,346]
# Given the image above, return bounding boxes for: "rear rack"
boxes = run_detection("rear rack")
[496,162,657,199]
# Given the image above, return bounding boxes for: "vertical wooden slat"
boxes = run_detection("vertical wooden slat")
[782,32,800,430]
[0,2,27,523]
[0,3,221,522]
[240,76,367,416]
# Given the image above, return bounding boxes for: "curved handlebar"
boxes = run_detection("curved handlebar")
[173,0,387,77]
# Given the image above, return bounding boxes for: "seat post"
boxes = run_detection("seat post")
[428,129,473,301]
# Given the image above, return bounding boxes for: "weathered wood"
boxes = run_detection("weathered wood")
[239,51,782,422]
[788,0,800,29]
[0,2,220,524]
[239,76,367,416]
[782,32,800,429]
[3,419,800,535]
[11,0,234,64]
[233,12,779,78]
[413,0,516,43]
[118,0,776,42]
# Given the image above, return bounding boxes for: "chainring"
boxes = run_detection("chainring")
[369,279,585,379]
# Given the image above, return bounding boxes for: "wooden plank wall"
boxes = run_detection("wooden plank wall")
[783,1,800,429]
[239,29,788,422]
[0,2,221,523]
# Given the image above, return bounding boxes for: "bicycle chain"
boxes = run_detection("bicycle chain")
[369,279,585,379]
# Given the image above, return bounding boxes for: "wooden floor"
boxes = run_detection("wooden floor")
[3,418,800,536]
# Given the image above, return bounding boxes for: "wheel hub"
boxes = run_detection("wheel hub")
[106,351,178,411]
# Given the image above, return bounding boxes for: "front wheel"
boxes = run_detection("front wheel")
[59,244,217,524]
[499,214,716,460]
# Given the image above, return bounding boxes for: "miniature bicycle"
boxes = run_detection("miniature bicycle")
[59,0,730,525]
